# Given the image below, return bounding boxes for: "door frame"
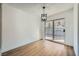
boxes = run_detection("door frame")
[45,18,65,44]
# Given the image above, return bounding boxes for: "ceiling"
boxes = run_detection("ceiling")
[6,3,74,16]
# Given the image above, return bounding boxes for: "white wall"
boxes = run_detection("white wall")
[0,4,2,56]
[48,9,74,46]
[78,4,79,55]
[73,3,79,56]
[2,4,41,52]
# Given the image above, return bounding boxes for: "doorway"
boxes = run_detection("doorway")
[45,18,65,44]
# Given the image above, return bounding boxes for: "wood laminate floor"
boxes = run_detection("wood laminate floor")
[2,40,75,56]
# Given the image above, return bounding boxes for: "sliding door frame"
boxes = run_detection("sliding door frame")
[45,18,65,44]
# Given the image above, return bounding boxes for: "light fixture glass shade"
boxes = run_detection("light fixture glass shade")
[42,16,46,19]
[41,14,47,21]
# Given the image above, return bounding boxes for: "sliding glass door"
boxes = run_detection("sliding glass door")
[45,18,65,43]
[45,21,54,40]
[53,19,65,43]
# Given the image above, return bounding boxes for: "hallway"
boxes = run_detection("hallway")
[2,40,75,56]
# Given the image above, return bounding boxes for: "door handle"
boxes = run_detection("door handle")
[63,29,65,32]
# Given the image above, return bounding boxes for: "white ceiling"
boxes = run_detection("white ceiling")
[6,3,74,16]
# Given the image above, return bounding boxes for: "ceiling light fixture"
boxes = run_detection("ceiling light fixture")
[41,4,47,21]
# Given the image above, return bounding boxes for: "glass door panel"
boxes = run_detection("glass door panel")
[53,19,65,43]
[45,21,53,40]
